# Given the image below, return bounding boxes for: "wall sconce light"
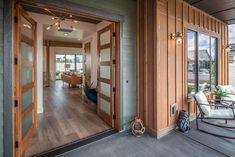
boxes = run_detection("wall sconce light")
[170,32,183,45]
[225,45,232,52]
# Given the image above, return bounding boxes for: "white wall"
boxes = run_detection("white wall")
[82,21,111,88]
[29,13,44,113]
[229,62,235,88]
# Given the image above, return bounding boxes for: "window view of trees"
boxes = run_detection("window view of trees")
[56,54,83,79]
[229,24,235,44]
[198,33,210,92]
[187,30,217,96]
[187,31,196,95]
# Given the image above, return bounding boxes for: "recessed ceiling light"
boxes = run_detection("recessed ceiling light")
[64,33,68,36]
[73,20,78,23]
[46,25,52,30]
[51,17,56,20]
[69,15,73,18]
[78,38,81,41]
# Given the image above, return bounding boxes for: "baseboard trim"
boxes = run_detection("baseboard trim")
[32,128,117,157]
[145,114,197,139]
[157,124,176,139]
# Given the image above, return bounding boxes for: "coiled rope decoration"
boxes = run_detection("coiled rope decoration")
[130,116,145,137]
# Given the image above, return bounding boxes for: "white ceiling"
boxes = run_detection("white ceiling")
[29,12,99,42]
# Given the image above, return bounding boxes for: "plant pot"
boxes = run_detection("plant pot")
[215,96,221,103]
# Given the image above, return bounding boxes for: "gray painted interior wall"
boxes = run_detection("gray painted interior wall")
[0,0,3,156]
[66,0,137,129]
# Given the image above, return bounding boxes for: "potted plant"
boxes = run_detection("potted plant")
[214,89,226,103]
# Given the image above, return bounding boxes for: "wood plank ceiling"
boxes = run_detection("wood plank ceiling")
[184,0,235,24]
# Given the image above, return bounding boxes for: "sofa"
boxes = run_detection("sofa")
[61,72,82,87]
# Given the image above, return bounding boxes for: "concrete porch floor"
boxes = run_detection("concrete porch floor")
[58,120,235,157]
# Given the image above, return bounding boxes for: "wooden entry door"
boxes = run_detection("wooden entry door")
[84,42,91,85]
[15,5,37,157]
[97,24,115,127]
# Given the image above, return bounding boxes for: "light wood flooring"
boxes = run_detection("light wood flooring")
[23,81,110,157]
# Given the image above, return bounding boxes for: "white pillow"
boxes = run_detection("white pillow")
[229,85,235,94]
[195,91,211,116]
[218,85,231,93]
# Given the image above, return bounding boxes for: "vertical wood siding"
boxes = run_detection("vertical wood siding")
[137,0,229,138]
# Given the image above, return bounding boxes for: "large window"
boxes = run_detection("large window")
[187,30,218,96]
[56,54,83,79]
[229,24,235,44]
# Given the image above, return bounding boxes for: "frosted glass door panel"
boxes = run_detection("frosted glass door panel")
[21,89,33,112]
[22,16,33,38]
[100,82,110,97]
[100,48,111,62]
[21,42,33,62]
[22,111,33,138]
[21,67,33,86]
[100,30,110,45]
[100,66,110,79]
[100,98,110,115]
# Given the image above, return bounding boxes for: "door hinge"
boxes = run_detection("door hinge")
[113,59,116,64]
[113,115,116,120]
[15,141,19,148]
[14,57,18,65]
[113,87,116,92]
[14,16,18,23]
[14,100,18,107]
[113,32,116,37]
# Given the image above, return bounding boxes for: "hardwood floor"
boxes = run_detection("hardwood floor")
[23,81,110,157]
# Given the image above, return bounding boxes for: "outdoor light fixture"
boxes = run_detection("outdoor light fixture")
[225,45,232,52]
[170,32,183,45]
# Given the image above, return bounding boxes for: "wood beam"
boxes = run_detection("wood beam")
[43,40,82,48]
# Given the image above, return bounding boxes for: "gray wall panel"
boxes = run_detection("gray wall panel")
[0,0,3,155]
[66,0,137,129]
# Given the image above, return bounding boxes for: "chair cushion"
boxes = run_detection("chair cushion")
[217,85,235,94]
[195,91,211,116]
[208,109,235,119]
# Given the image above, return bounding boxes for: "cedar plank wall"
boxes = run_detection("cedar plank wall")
[137,0,229,138]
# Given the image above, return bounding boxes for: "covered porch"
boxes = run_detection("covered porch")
[59,120,235,157]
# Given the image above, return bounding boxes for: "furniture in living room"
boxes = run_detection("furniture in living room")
[84,83,97,104]
[61,72,82,87]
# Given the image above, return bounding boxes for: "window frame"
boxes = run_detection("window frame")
[186,29,218,98]
[55,54,83,80]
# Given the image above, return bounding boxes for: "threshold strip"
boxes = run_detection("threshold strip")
[32,128,117,157]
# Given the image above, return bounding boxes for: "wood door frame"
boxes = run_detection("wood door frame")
[8,1,122,157]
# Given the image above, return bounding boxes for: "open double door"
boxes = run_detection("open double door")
[97,24,116,127]
[14,4,117,157]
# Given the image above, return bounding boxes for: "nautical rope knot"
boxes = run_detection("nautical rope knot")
[130,117,145,137]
